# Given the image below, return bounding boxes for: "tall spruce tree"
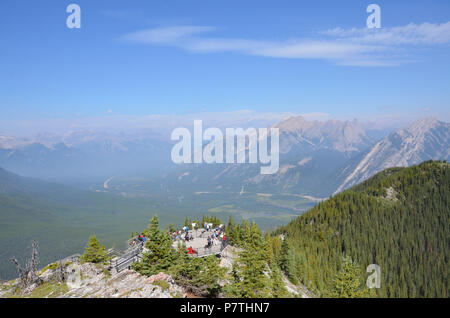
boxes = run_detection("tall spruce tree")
[233,222,271,297]
[280,237,298,284]
[169,242,226,297]
[330,256,369,298]
[79,235,109,264]
[133,215,174,276]
[270,264,289,298]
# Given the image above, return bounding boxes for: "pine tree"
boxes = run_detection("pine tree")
[79,235,109,264]
[270,264,289,298]
[227,215,236,244]
[233,222,271,297]
[170,246,226,297]
[264,232,275,267]
[279,237,298,284]
[167,224,176,234]
[330,256,368,298]
[133,215,174,276]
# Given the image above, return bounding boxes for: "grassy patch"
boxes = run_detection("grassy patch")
[152,280,170,292]
[102,268,111,279]
[39,262,58,275]
[29,282,69,298]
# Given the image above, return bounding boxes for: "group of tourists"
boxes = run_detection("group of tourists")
[171,230,194,242]
[205,225,226,248]
[171,223,196,242]
[130,233,147,247]
[129,221,227,256]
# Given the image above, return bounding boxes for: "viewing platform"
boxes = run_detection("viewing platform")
[108,229,227,273]
[171,228,227,257]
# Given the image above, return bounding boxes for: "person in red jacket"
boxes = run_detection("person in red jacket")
[187,246,195,255]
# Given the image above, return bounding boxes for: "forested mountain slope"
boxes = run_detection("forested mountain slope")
[277,160,449,297]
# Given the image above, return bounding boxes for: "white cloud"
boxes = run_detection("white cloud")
[322,22,450,46]
[120,22,450,66]
[121,26,215,45]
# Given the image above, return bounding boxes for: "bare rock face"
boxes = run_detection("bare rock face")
[219,245,242,271]
[281,275,314,298]
[62,263,185,298]
[8,262,186,298]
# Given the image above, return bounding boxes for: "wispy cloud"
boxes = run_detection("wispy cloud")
[322,22,450,46]
[123,26,215,45]
[120,22,450,66]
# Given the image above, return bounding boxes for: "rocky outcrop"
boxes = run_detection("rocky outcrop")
[1,262,185,298]
[63,264,184,298]
[219,245,242,271]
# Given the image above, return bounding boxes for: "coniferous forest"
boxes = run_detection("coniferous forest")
[276,160,449,297]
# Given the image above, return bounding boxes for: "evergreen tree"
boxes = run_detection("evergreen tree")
[170,246,226,297]
[167,224,176,234]
[133,215,174,276]
[270,264,289,298]
[232,222,271,297]
[79,235,109,264]
[264,232,275,267]
[279,237,298,284]
[227,215,236,244]
[330,256,368,298]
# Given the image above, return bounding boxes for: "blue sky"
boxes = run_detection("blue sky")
[0,0,449,134]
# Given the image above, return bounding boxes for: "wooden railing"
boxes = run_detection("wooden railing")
[109,233,227,273]
[107,248,122,258]
[192,242,227,257]
[108,245,143,273]
[171,229,222,242]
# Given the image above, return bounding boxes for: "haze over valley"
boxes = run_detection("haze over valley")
[1,114,449,280]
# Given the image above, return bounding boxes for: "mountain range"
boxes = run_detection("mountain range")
[166,117,449,197]
[1,117,449,197]
[334,117,450,193]
[0,131,173,183]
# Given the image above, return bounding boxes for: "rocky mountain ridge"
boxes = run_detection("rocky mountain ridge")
[334,117,450,193]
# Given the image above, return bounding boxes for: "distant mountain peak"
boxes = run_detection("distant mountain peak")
[274,116,371,154]
[405,116,441,134]
[334,117,450,194]
[275,115,309,133]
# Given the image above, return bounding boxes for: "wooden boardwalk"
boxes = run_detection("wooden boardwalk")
[108,245,143,273]
[108,230,227,273]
